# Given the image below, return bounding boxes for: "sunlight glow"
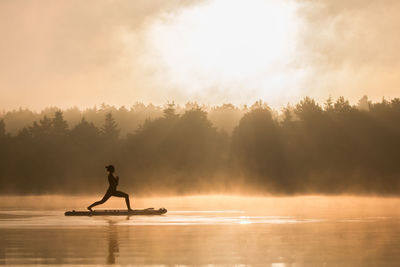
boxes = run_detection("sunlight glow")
[146,0,305,106]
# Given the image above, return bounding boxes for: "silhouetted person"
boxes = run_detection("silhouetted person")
[87,165,132,211]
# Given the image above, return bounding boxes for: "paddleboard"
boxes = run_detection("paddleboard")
[65,207,167,216]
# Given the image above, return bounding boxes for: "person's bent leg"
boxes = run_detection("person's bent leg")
[113,191,132,210]
[87,192,111,211]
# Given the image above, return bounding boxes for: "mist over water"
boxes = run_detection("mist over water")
[1,99,400,265]
[1,97,400,196]
[1,195,400,218]
[2,0,400,265]
[1,195,400,266]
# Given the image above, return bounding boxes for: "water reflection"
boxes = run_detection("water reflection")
[107,219,119,264]
[0,210,400,265]
[0,243,4,265]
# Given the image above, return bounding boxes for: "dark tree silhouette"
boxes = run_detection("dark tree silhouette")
[0,120,6,138]
[1,97,400,195]
[101,112,120,140]
[71,118,100,144]
[231,106,286,191]
[52,110,68,135]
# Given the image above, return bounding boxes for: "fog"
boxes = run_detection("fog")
[297,0,400,102]
[0,0,204,110]
[1,1,400,196]
[1,0,400,110]
[0,97,399,196]
[1,194,399,266]
[2,195,400,218]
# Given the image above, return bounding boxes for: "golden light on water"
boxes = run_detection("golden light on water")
[2,196,400,265]
[239,216,252,225]
[1,0,400,265]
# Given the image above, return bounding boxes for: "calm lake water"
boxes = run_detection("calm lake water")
[1,196,400,266]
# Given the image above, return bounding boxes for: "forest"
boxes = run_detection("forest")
[0,96,399,196]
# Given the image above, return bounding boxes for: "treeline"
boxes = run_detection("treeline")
[1,96,400,195]
[0,102,244,136]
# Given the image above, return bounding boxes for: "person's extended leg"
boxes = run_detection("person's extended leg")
[112,191,132,210]
[87,191,112,211]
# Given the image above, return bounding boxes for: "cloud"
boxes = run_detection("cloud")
[1,0,400,111]
[0,0,204,110]
[295,0,400,102]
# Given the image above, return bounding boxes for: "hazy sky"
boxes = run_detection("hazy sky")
[1,0,399,111]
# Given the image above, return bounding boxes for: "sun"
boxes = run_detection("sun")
[144,0,304,107]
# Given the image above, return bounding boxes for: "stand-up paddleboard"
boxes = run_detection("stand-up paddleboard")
[65,207,167,216]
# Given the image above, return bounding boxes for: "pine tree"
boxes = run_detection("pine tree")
[163,101,178,119]
[101,112,119,140]
[52,111,68,135]
[71,118,99,140]
[38,116,52,136]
